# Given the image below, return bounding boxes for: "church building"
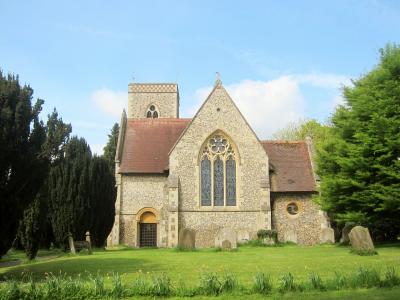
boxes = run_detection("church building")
[107,78,331,248]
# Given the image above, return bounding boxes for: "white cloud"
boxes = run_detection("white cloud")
[91,88,126,117]
[91,144,105,155]
[185,72,351,139]
[293,72,351,89]
[226,77,304,139]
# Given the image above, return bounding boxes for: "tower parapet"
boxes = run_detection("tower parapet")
[127,83,179,119]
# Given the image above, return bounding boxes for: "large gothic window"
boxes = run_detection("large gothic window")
[200,133,237,206]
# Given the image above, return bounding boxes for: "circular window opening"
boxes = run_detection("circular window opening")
[149,105,155,111]
[287,202,299,215]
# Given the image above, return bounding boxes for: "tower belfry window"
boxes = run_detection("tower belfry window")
[146,105,159,118]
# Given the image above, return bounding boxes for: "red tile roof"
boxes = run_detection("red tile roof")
[119,119,316,192]
[119,118,191,173]
[261,141,316,192]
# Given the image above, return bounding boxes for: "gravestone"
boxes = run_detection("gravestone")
[349,226,375,252]
[221,240,232,249]
[215,228,237,248]
[237,230,250,244]
[178,228,196,249]
[320,227,335,244]
[284,229,297,243]
[340,223,354,244]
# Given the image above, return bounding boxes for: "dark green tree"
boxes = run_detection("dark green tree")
[48,137,92,248]
[103,122,119,173]
[17,109,71,258]
[317,44,400,241]
[88,156,116,247]
[0,71,47,258]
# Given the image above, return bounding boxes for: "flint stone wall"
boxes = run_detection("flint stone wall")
[272,193,321,245]
[179,211,260,247]
[169,85,271,243]
[119,174,169,247]
[128,84,179,118]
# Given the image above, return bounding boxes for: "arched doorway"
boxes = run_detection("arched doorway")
[139,211,157,247]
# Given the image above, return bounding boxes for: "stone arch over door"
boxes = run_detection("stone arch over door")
[136,207,160,247]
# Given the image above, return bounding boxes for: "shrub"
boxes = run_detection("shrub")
[351,267,381,288]
[198,272,221,296]
[252,272,272,294]
[175,279,197,297]
[257,229,278,242]
[328,272,348,290]
[110,272,126,298]
[90,273,105,296]
[308,272,325,291]
[151,273,172,296]
[279,272,297,293]
[44,273,63,299]
[131,275,151,296]
[350,248,378,256]
[220,272,237,292]
[382,266,400,287]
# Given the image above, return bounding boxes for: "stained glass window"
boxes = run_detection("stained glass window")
[214,157,224,206]
[226,157,236,206]
[200,133,237,207]
[201,158,211,206]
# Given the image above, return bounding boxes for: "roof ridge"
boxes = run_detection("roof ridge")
[261,140,306,144]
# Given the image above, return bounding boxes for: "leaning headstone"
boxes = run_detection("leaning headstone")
[340,223,354,244]
[178,228,196,249]
[221,240,232,249]
[320,227,335,244]
[349,226,375,254]
[68,233,76,254]
[215,228,237,248]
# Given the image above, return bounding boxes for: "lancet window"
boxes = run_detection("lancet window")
[146,105,159,118]
[200,133,237,206]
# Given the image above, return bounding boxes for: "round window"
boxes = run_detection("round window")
[149,105,155,111]
[286,202,299,215]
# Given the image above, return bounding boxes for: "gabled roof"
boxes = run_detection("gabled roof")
[119,118,190,173]
[118,119,317,192]
[261,141,316,192]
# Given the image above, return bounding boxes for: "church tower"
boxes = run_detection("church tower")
[127,83,179,119]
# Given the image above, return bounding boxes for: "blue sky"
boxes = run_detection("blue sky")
[1,0,399,153]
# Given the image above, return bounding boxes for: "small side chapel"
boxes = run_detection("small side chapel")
[107,78,331,248]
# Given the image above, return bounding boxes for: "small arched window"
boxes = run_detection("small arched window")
[146,105,159,118]
[200,133,237,206]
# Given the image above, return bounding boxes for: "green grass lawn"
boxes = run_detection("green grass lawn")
[1,243,399,285]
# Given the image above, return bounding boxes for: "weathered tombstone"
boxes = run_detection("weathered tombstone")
[284,229,297,243]
[237,230,250,244]
[320,227,335,244]
[178,228,196,249]
[340,223,354,244]
[221,240,232,249]
[215,228,237,248]
[86,231,93,254]
[68,233,76,254]
[349,226,375,253]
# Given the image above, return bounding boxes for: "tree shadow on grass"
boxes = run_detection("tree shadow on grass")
[0,257,158,281]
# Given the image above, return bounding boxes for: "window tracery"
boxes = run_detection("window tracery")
[146,105,159,118]
[200,133,237,206]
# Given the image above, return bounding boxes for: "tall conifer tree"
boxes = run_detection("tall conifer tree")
[317,44,400,240]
